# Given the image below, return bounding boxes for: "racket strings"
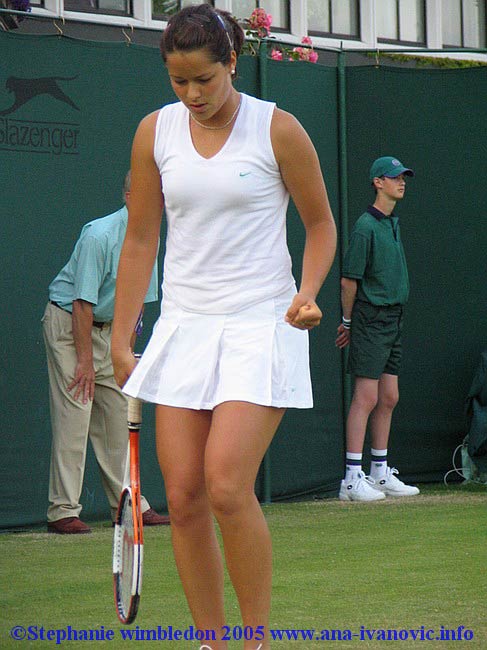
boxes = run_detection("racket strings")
[120,496,135,608]
[114,490,140,623]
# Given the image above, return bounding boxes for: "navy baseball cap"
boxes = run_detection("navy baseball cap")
[369,156,414,181]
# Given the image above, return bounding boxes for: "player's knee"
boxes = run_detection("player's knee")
[206,474,247,518]
[165,484,206,527]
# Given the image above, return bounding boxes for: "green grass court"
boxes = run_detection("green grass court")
[3,484,486,649]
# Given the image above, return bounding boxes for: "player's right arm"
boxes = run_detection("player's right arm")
[336,277,357,349]
[112,111,164,388]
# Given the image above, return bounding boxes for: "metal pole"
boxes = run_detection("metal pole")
[258,38,269,100]
[337,48,352,433]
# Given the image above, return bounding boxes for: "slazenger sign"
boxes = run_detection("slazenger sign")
[0,75,80,155]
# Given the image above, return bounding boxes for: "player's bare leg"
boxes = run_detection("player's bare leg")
[205,402,285,650]
[155,406,228,649]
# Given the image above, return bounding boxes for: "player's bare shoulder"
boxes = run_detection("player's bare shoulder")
[140,109,160,129]
[135,110,160,136]
[271,108,303,143]
[132,110,160,156]
[270,107,315,165]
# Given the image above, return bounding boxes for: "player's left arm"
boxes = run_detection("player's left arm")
[271,108,337,330]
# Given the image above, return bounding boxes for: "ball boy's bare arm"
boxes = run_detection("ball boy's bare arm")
[336,277,357,349]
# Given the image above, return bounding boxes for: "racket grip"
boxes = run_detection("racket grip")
[127,396,143,428]
[127,353,142,428]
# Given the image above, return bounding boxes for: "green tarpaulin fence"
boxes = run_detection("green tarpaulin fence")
[1,32,486,527]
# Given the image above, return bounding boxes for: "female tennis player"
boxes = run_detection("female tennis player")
[112,4,336,648]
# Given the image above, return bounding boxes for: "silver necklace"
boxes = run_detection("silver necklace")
[190,97,242,130]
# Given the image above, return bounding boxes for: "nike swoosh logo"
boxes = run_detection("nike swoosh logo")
[239,171,251,177]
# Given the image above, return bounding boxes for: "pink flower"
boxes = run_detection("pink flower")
[291,45,318,63]
[301,36,313,45]
[249,8,272,38]
[270,48,283,61]
[295,47,309,61]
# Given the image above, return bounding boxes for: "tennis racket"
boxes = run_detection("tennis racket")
[113,390,144,624]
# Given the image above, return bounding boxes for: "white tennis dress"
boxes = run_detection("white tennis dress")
[123,93,313,409]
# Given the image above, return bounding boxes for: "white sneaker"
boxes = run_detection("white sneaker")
[374,467,420,497]
[339,471,386,502]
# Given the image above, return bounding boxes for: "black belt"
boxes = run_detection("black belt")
[355,300,404,310]
[49,300,107,329]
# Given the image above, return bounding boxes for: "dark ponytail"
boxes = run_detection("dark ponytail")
[160,4,244,65]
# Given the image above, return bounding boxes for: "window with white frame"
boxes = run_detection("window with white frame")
[152,0,213,20]
[442,0,486,47]
[377,0,425,44]
[152,1,288,29]
[232,1,289,31]
[25,0,487,54]
[64,0,133,16]
[152,0,289,31]
[307,0,359,39]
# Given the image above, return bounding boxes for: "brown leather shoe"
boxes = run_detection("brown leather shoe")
[142,508,170,526]
[47,517,92,535]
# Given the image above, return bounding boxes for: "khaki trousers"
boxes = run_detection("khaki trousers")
[42,302,149,522]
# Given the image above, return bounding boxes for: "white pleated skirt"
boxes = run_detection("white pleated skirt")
[123,287,313,410]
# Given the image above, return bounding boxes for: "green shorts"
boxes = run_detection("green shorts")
[348,301,404,379]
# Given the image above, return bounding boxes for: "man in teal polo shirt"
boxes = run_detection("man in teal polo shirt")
[336,156,420,502]
[43,171,169,533]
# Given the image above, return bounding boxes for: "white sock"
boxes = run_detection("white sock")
[345,452,362,482]
[370,448,388,479]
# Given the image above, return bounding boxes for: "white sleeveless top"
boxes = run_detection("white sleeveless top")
[153,93,295,314]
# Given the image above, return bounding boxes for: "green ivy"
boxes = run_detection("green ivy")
[367,52,487,68]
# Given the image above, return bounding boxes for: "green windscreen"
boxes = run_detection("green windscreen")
[1,31,486,528]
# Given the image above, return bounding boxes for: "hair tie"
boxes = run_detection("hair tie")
[215,13,234,50]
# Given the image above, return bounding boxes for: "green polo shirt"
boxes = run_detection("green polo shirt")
[342,205,409,306]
